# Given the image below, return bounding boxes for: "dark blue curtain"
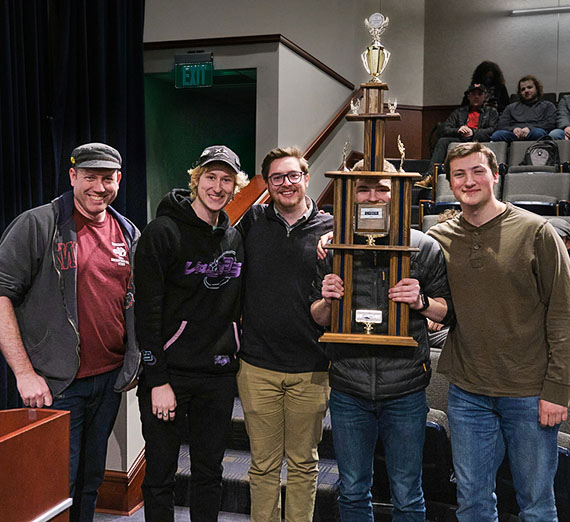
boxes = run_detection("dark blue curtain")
[0,0,147,409]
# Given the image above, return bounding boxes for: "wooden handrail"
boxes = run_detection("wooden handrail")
[144,34,354,90]
[224,175,266,224]
[146,34,360,224]
[225,87,362,223]
[305,88,363,160]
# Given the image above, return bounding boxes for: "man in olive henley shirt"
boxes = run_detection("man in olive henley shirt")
[428,141,570,522]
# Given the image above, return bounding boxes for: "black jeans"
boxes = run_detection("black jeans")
[138,373,236,522]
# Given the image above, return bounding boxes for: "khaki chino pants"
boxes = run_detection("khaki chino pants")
[237,359,329,522]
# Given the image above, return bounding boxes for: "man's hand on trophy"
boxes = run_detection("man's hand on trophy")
[388,278,422,307]
[317,231,334,260]
[321,274,344,302]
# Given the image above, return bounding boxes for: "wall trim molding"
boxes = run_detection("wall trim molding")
[96,450,146,516]
[144,34,354,89]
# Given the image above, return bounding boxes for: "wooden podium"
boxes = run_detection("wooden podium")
[319,82,421,347]
[0,408,71,522]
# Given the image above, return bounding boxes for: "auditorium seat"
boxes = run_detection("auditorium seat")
[558,140,570,172]
[421,214,441,232]
[502,171,570,215]
[543,92,557,104]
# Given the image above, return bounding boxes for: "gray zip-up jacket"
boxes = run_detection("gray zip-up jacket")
[0,191,140,396]
[497,99,557,132]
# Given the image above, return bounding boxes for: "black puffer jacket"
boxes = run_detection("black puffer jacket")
[313,229,453,401]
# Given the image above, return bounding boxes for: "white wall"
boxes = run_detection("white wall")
[106,389,144,471]
[424,0,569,104]
[144,0,378,86]
[145,0,570,107]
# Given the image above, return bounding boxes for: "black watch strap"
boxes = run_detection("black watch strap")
[418,291,429,312]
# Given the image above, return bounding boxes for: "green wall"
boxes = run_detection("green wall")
[144,70,256,221]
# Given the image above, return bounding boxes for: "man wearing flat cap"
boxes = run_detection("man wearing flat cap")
[0,142,140,522]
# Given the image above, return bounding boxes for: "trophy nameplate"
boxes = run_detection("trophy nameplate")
[355,309,382,335]
[354,202,389,237]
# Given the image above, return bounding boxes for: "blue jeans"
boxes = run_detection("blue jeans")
[52,367,122,522]
[549,129,566,140]
[448,384,559,522]
[330,389,428,522]
[490,128,547,142]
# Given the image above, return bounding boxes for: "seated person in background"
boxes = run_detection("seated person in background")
[490,75,556,142]
[462,60,510,113]
[549,94,570,141]
[419,83,498,187]
[549,217,570,255]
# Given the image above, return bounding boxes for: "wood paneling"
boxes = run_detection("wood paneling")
[96,450,146,516]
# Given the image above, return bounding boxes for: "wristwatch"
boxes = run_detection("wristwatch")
[418,291,429,312]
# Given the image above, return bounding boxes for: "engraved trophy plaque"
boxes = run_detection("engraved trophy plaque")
[354,201,390,244]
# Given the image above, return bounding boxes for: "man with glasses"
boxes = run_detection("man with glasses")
[236,146,332,522]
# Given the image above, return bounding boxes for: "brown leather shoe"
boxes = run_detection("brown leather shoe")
[414,174,433,188]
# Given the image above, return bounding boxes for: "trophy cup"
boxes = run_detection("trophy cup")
[361,13,391,83]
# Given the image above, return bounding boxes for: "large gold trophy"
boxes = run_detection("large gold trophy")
[319,13,421,347]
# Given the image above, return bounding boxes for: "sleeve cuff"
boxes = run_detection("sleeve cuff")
[540,379,570,407]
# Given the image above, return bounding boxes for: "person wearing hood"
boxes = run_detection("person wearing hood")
[134,146,249,522]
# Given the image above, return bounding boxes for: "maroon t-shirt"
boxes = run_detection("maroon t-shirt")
[74,210,130,378]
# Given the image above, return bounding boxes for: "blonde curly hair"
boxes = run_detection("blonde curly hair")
[188,162,249,198]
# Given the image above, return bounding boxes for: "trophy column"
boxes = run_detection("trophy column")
[320,81,421,347]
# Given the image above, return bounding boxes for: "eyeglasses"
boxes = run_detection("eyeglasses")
[268,171,305,186]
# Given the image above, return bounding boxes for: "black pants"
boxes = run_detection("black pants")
[138,373,236,522]
[428,136,470,173]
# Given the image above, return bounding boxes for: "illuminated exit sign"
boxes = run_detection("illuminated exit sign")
[175,62,213,88]
[174,52,214,88]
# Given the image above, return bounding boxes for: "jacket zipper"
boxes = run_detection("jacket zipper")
[51,225,81,390]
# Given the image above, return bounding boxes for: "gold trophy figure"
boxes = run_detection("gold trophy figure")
[361,13,391,82]
[397,135,406,172]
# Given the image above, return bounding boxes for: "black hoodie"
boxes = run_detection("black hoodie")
[134,189,243,388]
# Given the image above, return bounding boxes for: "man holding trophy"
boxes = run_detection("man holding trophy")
[311,172,453,521]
